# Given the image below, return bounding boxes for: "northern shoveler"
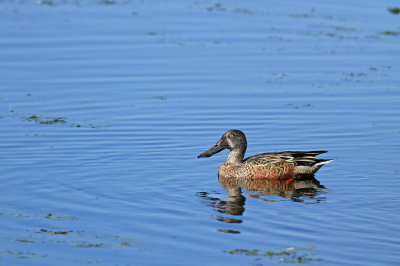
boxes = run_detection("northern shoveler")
[198,129,333,179]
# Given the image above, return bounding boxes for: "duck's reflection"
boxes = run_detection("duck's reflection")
[197,175,326,233]
[220,174,325,203]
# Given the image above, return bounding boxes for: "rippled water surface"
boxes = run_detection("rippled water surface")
[1,0,400,265]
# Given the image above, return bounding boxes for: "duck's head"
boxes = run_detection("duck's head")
[198,129,247,158]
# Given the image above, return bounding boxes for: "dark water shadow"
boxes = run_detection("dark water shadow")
[197,175,326,234]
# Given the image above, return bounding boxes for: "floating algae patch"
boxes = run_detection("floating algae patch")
[224,245,322,264]
[289,13,312,18]
[227,249,259,256]
[0,250,44,259]
[36,0,55,6]
[15,239,35,244]
[37,228,73,235]
[330,26,356,32]
[205,4,253,14]
[309,24,356,32]
[343,72,367,78]
[0,212,29,218]
[100,0,116,5]
[44,213,78,221]
[1,212,79,220]
[232,8,253,15]
[25,133,41,137]
[33,228,138,248]
[25,115,67,125]
[153,95,167,100]
[47,230,70,235]
[116,241,131,246]
[71,242,104,248]
[218,229,241,234]
[388,7,400,15]
[206,3,226,12]
[20,113,104,128]
[69,234,138,248]
[380,30,400,36]
[115,235,139,246]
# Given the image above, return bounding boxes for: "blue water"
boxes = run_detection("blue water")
[1,0,400,265]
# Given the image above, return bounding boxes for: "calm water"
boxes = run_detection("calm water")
[1,0,400,265]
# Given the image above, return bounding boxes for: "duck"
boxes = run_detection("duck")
[198,129,333,179]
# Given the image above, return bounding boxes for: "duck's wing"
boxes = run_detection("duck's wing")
[244,152,296,164]
[279,151,331,166]
[244,151,334,174]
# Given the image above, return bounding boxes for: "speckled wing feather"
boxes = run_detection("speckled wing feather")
[244,151,327,164]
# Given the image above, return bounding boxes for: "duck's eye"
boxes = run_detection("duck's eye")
[229,134,234,138]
